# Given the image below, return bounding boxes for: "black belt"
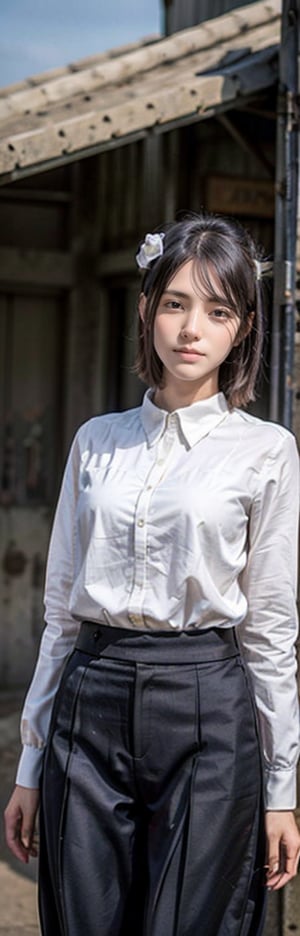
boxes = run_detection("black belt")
[74,620,240,664]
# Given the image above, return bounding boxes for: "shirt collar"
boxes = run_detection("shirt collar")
[141,389,229,448]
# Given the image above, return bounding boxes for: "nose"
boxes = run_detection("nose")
[180,307,202,341]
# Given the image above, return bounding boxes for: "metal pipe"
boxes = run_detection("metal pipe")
[270,0,299,427]
[283,66,298,425]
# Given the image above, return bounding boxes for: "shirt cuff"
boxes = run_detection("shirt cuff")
[264,767,297,810]
[16,745,45,789]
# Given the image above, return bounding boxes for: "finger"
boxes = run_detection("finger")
[284,852,300,876]
[4,807,29,864]
[20,816,35,851]
[266,852,300,889]
[267,870,296,891]
[29,834,39,858]
[265,831,278,859]
[265,855,279,878]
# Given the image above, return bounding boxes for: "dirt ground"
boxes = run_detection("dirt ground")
[0,694,39,936]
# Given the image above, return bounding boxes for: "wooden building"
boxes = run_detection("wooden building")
[0,1,299,931]
[0,0,291,676]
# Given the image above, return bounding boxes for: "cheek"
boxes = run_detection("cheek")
[230,318,242,343]
[217,323,240,354]
[153,321,162,362]
[153,318,170,352]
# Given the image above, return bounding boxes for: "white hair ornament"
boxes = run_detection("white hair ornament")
[136,232,165,270]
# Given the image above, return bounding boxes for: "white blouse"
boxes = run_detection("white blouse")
[17,391,300,809]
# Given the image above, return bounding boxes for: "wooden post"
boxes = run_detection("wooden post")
[64,156,107,450]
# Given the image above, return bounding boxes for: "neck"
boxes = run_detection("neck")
[153,378,219,413]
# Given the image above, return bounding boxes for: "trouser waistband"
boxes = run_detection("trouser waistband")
[75,620,240,664]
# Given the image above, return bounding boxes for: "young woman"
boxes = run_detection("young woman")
[5,213,300,936]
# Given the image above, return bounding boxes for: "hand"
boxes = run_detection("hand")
[265,810,300,890]
[4,785,40,864]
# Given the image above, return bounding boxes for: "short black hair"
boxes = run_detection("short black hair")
[135,212,265,408]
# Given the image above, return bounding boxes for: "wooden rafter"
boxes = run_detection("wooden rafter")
[0,0,281,181]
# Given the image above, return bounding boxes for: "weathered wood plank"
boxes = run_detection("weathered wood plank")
[64,158,108,440]
[0,129,149,187]
[0,247,73,287]
[162,130,180,222]
[0,72,253,173]
[97,248,135,276]
[0,1,280,120]
[0,186,71,203]
[0,18,280,143]
[0,36,161,99]
[122,141,139,241]
[206,174,275,217]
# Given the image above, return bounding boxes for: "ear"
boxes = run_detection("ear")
[139,293,147,323]
[233,311,255,347]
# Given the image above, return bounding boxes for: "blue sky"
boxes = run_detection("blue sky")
[0,0,162,87]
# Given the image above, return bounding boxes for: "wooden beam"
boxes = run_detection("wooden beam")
[0,130,149,187]
[0,186,71,203]
[217,114,275,177]
[0,74,245,173]
[0,247,73,287]
[97,248,136,277]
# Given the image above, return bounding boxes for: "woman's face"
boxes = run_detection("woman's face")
[151,259,242,400]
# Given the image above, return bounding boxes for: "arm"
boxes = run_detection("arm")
[239,430,300,887]
[16,430,82,787]
[5,431,82,860]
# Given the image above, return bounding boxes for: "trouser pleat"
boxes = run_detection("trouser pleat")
[39,630,266,936]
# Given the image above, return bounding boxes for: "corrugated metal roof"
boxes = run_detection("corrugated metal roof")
[0,0,281,183]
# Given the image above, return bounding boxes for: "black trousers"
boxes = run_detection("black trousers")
[39,623,266,936]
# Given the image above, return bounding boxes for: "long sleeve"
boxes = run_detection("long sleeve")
[15,396,300,798]
[238,431,300,809]
[16,432,81,788]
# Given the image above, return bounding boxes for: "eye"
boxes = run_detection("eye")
[165,300,183,310]
[210,308,231,319]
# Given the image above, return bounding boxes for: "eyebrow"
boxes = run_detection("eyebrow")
[162,288,233,307]
[163,289,190,299]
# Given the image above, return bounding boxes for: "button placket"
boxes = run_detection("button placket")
[128,417,177,615]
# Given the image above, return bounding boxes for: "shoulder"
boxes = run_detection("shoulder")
[229,410,299,490]
[232,407,299,461]
[71,405,143,454]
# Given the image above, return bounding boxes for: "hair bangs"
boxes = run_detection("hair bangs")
[190,256,241,318]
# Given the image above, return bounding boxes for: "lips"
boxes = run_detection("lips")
[174,348,204,356]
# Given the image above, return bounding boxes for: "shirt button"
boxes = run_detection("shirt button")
[128,613,137,623]
[137,519,145,527]
[157,459,164,466]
